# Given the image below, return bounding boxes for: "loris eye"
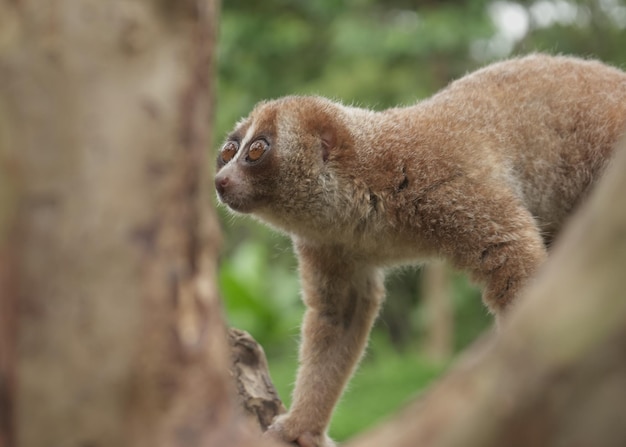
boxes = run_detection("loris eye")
[246,139,269,163]
[220,141,239,163]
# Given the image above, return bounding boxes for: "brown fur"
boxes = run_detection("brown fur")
[215,54,626,447]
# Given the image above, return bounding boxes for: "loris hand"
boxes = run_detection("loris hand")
[264,414,337,447]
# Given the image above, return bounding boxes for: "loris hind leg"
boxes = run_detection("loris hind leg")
[265,243,385,447]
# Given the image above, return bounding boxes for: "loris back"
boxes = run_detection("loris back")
[215,54,626,447]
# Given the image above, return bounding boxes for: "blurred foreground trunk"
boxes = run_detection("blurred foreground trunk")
[0,1,266,446]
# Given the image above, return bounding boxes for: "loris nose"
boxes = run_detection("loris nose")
[215,174,230,196]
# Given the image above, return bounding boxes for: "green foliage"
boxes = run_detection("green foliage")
[215,0,496,144]
[450,272,491,350]
[218,219,303,354]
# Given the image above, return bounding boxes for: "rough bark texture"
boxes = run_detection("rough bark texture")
[346,140,626,447]
[229,328,287,432]
[0,1,270,446]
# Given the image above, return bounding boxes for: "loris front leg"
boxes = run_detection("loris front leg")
[265,243,385,447]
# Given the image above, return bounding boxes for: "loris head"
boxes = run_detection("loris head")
[214,96,362,237]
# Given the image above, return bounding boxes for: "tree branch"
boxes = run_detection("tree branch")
[229,329,287,433]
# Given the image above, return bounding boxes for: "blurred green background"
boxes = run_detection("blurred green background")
[214,0,626,441]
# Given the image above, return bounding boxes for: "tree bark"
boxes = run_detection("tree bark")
[229,328,287,432]
[347,140,626,447]
[0,1,268,446]
[0,146,18,447]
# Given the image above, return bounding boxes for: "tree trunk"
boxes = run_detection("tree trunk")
[0,1,266,446]
[0,156,18,447]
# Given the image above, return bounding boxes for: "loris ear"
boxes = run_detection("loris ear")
[320,129,336,163]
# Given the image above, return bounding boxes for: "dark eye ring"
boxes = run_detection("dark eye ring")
[220,141,239,164]
[246,139,269,163]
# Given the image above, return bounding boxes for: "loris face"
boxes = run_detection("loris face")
[214,103,280,214]
[214,96,354,236]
